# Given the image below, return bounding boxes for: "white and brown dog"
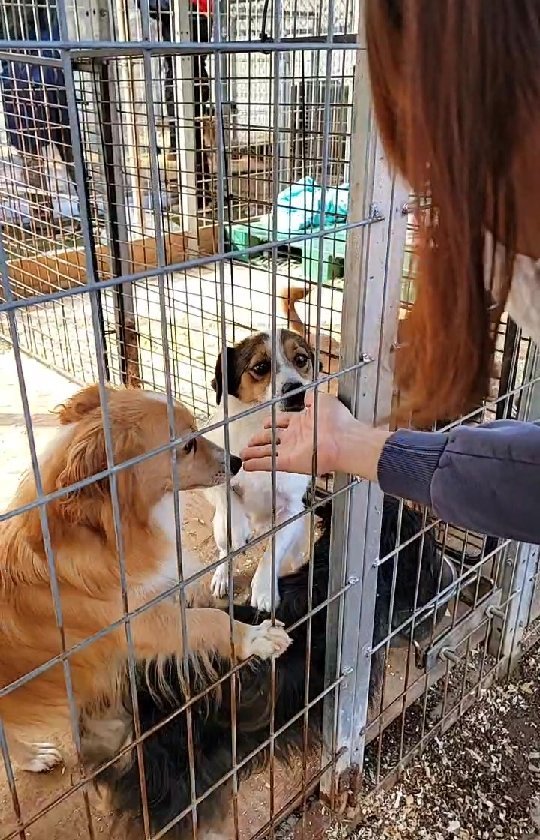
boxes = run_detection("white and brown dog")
[204,329,317,611]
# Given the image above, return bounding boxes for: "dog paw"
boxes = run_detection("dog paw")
[22,743,63,773]
[211,564,230,599]
[243,620,291,660]
[250,568,280,612]
[184,575,214,608]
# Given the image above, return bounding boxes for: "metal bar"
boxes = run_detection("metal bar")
[0,50,64,66]
[68,0,114,385]
[0,150,97,840]
[489,343,540,660]
[423,589,501,671]
[321,2,408,801]
[106,0,145,385]
[495,317,519,419]
[0,39,361,56]
[140,0,205,834]
[172,0,198,246]
[0,215,381,316]
[54,5,150,838]
[211,4,244,838]
[97,57,135,384]
[522,349,540,627]
[520,343,540,423]
[0,721,27,840]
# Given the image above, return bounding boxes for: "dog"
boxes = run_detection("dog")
[0,384,291,774]
[203,329,317,611]
[80,495,455,839]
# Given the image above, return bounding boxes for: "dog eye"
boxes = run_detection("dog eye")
[252,360,271,376]
[183,438,197,455]
[295,354,309,368]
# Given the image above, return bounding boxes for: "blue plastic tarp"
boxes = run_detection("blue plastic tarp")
[267,176,349,235]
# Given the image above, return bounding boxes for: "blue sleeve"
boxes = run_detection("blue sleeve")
[377,420,540,544]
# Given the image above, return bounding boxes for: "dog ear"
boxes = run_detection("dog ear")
[56,384,112,425]
[56,416,145,532]
[211,347,240,405]
[211,354,223,405]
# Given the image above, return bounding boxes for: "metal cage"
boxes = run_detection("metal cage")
[0,0,539,838]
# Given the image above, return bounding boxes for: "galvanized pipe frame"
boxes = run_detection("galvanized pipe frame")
[489,343,540,662]
[0,3,404,833]
[355,280,540,800]
[317,33,540,811]
[0,38,359,60]
[320,3,409,804]
[518,348,540,628]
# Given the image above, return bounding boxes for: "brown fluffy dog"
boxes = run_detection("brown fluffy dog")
[0,384,290,773]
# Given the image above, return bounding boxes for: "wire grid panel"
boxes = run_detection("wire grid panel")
[360,236,540,796]
[0,0,201,385]
[1,3,538,840]
[0,5,374,840]
[219,0,357,220]
[517,352,540,630]
[223,0,357,139]
[0,0,353,408]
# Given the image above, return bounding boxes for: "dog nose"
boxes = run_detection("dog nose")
[281,380,305,411]
[229,454,242,475]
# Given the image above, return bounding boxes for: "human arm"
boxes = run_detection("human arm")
[241,392,540,545]
[379,420,540,544]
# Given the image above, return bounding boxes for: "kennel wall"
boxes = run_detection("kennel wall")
[0,0,540,838]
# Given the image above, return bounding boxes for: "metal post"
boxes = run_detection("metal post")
[0,68,7,148]
[277,50,292,191]
[54,0,112,384]
[99,61,142,385]
[172,0,198,250]
[490,343,540,660]
[320,5,409,802]
[84,0,141,385]
[114,0,148,224]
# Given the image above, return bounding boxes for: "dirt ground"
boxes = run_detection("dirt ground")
[347,636,540,840]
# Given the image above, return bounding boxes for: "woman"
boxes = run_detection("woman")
[241,0,540,545]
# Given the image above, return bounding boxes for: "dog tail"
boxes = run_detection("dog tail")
[280,283,308,337]
[280,284,341,366]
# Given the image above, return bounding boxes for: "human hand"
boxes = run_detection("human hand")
[240,391,358,476]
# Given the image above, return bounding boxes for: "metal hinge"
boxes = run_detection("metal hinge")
[418,589,501,672]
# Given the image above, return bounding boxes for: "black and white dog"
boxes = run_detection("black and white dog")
[81,497,455,840]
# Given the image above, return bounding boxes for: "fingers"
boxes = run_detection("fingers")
[262,413,291,431]
[244,427,281,449]
[240,443,279,464]
[242,455,284,473]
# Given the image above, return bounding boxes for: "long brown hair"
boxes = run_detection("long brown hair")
[366,0,540,425]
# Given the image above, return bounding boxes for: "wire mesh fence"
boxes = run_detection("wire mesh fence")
[0,0,539,839]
